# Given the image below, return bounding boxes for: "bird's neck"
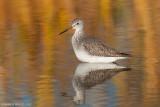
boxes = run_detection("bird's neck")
[74,28,84,37]
[72,28,85,47]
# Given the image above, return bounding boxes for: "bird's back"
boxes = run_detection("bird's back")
[79,36,131,57]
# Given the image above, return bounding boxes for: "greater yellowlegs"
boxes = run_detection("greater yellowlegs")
[59,18,131,63]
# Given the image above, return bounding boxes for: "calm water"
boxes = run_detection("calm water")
[0,0,160,107]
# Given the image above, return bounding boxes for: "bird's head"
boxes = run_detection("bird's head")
[59,18,84,35]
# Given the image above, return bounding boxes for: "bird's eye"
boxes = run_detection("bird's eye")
[77,23,79,25]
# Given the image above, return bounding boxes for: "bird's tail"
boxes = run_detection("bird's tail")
[119,53,132,57]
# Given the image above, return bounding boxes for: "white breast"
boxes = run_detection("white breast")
[74,49,126,63]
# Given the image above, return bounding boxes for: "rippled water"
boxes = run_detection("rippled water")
[0,0,160,107]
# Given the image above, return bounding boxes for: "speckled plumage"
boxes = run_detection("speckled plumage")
[78,36,130,57]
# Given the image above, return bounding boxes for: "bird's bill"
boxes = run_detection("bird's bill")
[59,26,72,35]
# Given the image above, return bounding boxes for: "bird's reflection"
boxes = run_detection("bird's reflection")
[72,63,131,105]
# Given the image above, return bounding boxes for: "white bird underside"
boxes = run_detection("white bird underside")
[75,50,127,63]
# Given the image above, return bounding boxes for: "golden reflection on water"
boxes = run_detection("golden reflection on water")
[0,0,160,107]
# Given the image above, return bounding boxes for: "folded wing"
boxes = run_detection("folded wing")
[80,36,131,57]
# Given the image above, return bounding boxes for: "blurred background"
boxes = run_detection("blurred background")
[0,0,160,107]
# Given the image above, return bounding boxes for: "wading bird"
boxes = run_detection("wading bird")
[59,18,131,63]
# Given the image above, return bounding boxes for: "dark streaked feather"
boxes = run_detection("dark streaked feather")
[79,36,131,57]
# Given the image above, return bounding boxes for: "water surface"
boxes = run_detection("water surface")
[0,0,160,107]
